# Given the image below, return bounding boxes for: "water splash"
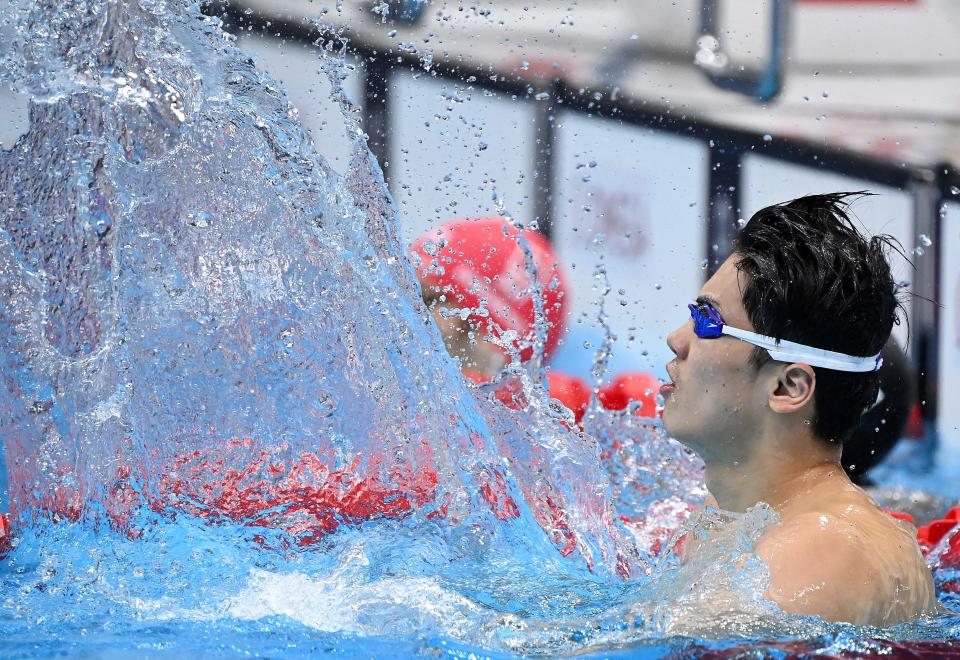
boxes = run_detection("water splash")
[0,0,623,574]
[1,0,959,656]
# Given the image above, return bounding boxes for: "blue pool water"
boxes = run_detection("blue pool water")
[0,1,958,657]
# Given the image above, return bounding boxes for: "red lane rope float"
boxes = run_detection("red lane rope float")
[917,506,960,593]
[597,372,660,419]
[106,435,543,552]
[473,369,659,431]
[114,437,443,547]
[546,371,590,426]
[0,513,10,556]
[883,505,960,595]
[477,466,521,521]
[5,435,582,562]
[917,506,960,557]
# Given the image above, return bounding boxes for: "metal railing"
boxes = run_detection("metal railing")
[216,4,952,436]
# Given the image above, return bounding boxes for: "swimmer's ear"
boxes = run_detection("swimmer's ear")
[768,364,816,414]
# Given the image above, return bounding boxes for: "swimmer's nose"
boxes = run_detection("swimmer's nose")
[666,322,688,360]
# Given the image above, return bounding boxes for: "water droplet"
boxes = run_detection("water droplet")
[93,216,111,237]
[919,234,933,248]
[534,91,551,101]
[478,142,488,151]
[387,29,397,38]
[822,91,829,98]
[315,392,337,418]
[372,0,390,22]
[950,185,960,196]
[186,210,213,228]
[762,134,772,142]
[700,259,709,271]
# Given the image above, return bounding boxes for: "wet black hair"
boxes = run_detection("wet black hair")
[733,192,904,444]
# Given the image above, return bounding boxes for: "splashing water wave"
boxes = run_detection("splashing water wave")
[1,0,959,656]
[0,0,628,568]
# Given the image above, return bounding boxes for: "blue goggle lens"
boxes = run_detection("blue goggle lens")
[689,302,724,339]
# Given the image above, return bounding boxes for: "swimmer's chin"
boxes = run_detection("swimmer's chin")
[659,396,688,443]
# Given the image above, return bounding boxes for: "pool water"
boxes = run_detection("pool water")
[1,447,958,658]
[0,0,958,657]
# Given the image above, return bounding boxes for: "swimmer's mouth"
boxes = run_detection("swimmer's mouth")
[661,362,678,397]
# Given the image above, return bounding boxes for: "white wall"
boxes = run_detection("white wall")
[389,72,536,247]
[551,113,708,379]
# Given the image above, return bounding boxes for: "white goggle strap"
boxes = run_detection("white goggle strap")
[720,326,883,373]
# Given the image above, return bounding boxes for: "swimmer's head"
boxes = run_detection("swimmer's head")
[409,218,569,380]
[662,193,901,461]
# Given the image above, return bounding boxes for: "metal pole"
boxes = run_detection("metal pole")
[910,175,942,439]
[531,83,557,239]
[363,57,392,186]
[705,141,742,278]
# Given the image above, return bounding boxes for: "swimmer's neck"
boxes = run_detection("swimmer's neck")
[702,429,846,513]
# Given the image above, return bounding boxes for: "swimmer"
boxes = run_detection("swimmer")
[410,218,595,422]
[661,193,937,626]
[410,219,658,423]
[409,217,569,381]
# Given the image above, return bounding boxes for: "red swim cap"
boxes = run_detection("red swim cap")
[410,218,569,362]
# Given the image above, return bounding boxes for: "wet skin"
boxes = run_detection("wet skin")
[662,255,937,627]
[421,283,505,379]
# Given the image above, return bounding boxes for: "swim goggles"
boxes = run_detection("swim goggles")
[688,301,883,373]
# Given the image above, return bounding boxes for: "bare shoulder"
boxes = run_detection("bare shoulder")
[756,510,868,574]
[756,507,935,625]
[756,512,869,619]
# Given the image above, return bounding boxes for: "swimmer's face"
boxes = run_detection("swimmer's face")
[662,255,771,463]
[420,279,505,378]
